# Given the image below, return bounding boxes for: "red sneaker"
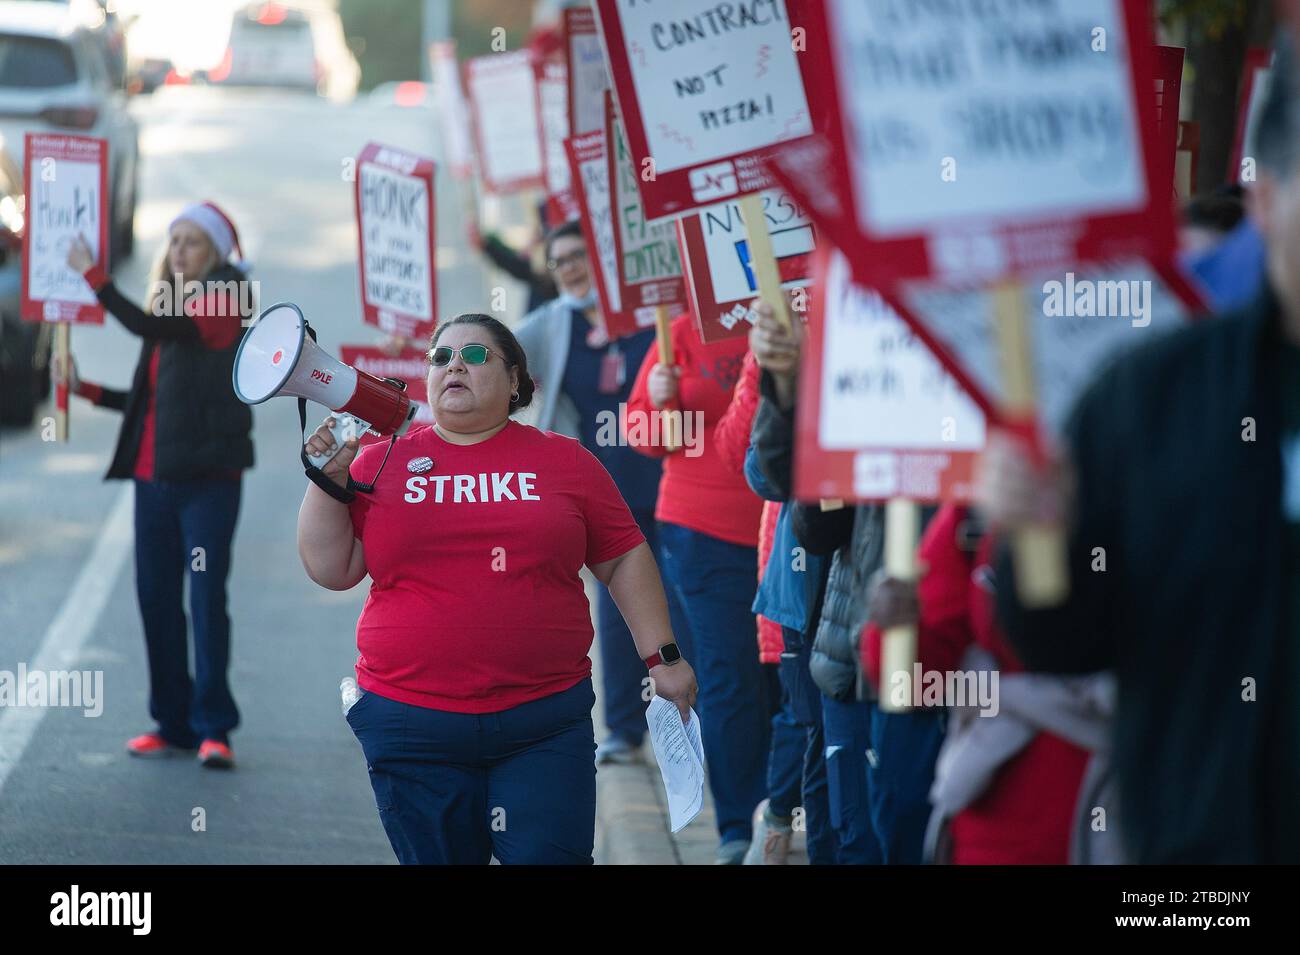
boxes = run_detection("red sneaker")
[198,740,235,770]
[126,732,189,758]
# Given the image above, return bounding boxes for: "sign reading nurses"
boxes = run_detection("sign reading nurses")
[607,93,687,338]
[354,142,437,342]
[21,133,108,324]
[770,0,1173,288]
[465,49,545,194]
[565,6,610,136]
[339,346,435,447]
[565,129,630,335]
[678,187,814,342]
[592,0,813,220]
[797,248,985,503]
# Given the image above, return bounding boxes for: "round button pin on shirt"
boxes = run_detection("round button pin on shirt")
[407,456,433,474]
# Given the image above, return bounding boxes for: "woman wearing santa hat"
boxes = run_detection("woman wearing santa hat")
[56,201,255,769]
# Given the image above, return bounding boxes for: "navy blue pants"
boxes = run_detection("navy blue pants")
[778,628,836,864]
[596,509,692,745]
[346,679,598,865]
[869,707,945,864]
[823,696,883,864]
[765,663,804,821]
[658,521,770,846]
[133,477,241,747]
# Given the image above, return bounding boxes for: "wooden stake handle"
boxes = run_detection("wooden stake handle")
[738,193,791,330]
[55,322,70,442]
[878,498,919,712]
[993,279,1069,607]
[654,306,680,452]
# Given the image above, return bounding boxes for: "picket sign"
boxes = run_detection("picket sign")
[23,133,111,443]
[353,142,438,343]
[879,498,920,711]
[565,5,609,136]
[591,0,813,221]
[768,0,1197,607]
[464,50,545,194]
[738,194,792,331]
[564,128,633,337]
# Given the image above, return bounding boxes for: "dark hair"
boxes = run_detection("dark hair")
[1183,193,1245,234]
[429,313,535,413]
[543,219,584,262]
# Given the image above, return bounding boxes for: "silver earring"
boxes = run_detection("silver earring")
[511,390,520,402]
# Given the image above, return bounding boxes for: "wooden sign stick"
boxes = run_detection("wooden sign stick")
[654,305,681,452]
[55,322,70,442]
[878,497,919,712]
[738,193,791,331]
[993,279,1069,607]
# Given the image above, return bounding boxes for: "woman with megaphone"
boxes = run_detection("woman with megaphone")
[57,201,254,770]
[297,312,697,865]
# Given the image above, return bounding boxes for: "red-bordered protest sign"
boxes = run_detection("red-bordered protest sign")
[796,247,985,504]
[537,60,579,225]
[874,258,1207,444]
[465,49,545,194]
[564,129,632,336]
[429,40,474,181]
[21,133,108,324]
[1154,46,1185,198]
[678,187,814,342]
[338,345,435,446]
[1228,46,1274,184]
[565,6,609,136]
[591,0,813,220]
[770,0,1174,289]
[607,93,687,338]
[354,142,437,342]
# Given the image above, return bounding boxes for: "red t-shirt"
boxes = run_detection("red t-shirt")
[625,313,762,548]
[347,421,645,713]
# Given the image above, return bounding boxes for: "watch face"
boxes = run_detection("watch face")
[660,643,681,664]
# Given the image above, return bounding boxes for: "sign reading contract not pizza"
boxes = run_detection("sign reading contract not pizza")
[592,0,813,220]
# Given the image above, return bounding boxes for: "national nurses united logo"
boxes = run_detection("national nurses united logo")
[407,456,433,474]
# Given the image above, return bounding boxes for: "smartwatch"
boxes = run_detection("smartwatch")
[643,642,682,669]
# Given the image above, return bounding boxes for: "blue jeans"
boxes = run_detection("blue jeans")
[822,696,883,864]
[133,477,241,747]
[658,521,769,845]
[765,663,804,820]
[779,628,836,864]
[597,510,692,745]
[869,707,945,864]
[346,679,598,865]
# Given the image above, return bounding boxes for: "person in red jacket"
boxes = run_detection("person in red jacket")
[861,504,1090,864]
[627,312,767,864]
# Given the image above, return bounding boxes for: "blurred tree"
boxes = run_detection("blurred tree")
[1160,0,1276,192]
[452,0,535,60]
[338,0,424,92]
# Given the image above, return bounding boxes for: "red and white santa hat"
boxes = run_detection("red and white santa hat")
[169,201,245,265]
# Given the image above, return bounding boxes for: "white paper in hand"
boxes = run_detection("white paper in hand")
[646,695,704,833]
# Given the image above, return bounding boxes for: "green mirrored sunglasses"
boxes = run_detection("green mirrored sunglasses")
[427,344,500,367]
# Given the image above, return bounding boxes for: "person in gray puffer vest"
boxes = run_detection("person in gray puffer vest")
[792,503,945,864]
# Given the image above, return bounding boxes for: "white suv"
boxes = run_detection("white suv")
[0,1,139,259]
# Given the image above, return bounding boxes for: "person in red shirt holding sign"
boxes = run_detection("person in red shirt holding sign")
[57,202,255,769]
[297,313,697,865]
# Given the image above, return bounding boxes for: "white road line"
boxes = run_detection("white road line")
[0,485,134,794]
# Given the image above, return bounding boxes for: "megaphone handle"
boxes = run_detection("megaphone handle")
[306,413,371,469]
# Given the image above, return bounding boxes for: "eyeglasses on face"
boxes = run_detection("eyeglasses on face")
[427,343,501,367]
[547,249,587,271]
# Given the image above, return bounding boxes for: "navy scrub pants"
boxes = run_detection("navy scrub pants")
[657,521,770,847]
[133,476,242,747]
[596,508,693,746]
[346,678,598,865]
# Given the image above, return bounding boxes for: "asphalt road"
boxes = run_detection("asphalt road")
[0,87,518,864]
